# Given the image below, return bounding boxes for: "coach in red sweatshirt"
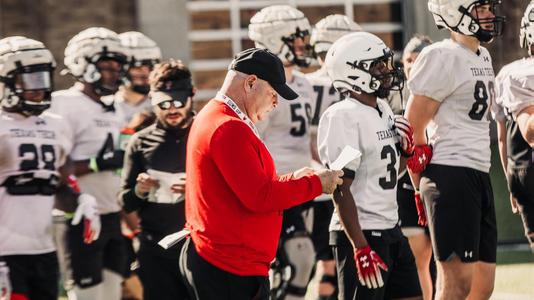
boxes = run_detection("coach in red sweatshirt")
[179,48,343,300]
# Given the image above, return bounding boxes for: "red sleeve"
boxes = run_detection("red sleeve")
[210,120,322,213]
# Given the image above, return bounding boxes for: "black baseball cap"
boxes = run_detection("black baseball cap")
[150,78,193,106]
[229,48,298,100]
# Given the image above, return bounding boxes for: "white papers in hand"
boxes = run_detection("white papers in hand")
[330,146,362,170]
[146,169,185,204]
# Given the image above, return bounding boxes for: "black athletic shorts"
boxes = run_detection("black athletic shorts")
[137,233,188,300]
[330,228,421,300]
[507,165,534,242]
[68,212,126,287]
[179,238,269,300]
[311,200,335,261]
[396,170,422,229]
[280,203,308,239]
[4,252,58,300]
[420,164,497,263]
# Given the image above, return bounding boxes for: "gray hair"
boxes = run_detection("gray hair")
[403,35,433,57]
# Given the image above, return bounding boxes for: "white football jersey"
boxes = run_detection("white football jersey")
[107,91,152,127]
[0,111,72,255]
[257,71,315,175]
[408,39,495,173]
[305,66,343,128]
[493,57,534,121]
[318,98,399,231]
[50,86,124,214]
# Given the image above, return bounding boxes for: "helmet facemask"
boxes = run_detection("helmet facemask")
[281,27,314,68]
[460,0,505,42]
[88,53,127,97]
[344,50,404,99]
[2,63,54,116]
[125,59,158,95]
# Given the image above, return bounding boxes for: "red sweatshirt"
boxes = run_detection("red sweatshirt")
[185,99,322,276]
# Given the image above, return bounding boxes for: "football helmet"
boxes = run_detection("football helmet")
[0,36,56,116]
[520,1,534,53]
[63,27,127,96]
[310,14,362,56]
[325,32,404,99]
[119,31,162,94]
[248,5,313,67]
[428,0,504,42]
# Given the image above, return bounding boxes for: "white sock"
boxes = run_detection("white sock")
[101,269,123,300]
[73,283,102,300]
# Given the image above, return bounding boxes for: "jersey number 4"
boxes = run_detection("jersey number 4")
[19,144,56,171]
[469,80,494,121]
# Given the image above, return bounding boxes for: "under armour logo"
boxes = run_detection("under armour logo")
[359,256,370,268]
[464,251,473,258]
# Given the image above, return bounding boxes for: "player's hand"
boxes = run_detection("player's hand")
[354,245,388,289]
[72,193,101,244]
[135,173,159,195]
[171,176,186,194]
[292,167,315,180]
[91,140,125,172]
[0,261,11,300]
[406,144,433,173]
[415,191,427,226]
[510,193,519,214]
[393,115,414,156]
[315,169,344,194]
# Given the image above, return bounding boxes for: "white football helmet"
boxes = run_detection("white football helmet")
[119,31,162,95]
[520,1,534,53]
[248,5,313,67]
[0,36,56,115]
[63,27,127,95]
[119,31,162,67]
[428,0,504,42]
[311,14,362,56]
[325,32,404,99]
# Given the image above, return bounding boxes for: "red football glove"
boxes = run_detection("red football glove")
[406,144,433,173]
[393,115,414,156]
[415,191,427,226]
[354,246,388,289]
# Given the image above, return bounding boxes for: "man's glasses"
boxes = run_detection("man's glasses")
[157,100,185,110]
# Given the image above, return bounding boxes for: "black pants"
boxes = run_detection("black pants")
[179,238,270,300]
[331,228,421,300]
[68,212,126,287]
[4,252,59,300]
[137,234,188,300]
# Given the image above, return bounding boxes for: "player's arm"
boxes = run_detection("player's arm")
[496,119,508,173]
[119,134,153,213]
[517,105,534,148]
[332,176,366,248]
[310,129,321,163]
[56,158,101,243]
[404,94,440,188]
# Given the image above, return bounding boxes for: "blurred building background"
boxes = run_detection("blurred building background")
[0,0,528,101]
[0,0,531,243]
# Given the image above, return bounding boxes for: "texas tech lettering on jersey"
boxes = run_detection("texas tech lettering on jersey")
[0,111,72,255]
[51,87,124,214]
[318,98,400,230]
[408,39,495,173]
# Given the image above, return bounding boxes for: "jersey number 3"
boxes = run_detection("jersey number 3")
[379,145,397,190]
[469,80,493,121]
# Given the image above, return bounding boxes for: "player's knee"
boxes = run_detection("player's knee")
[283,235,316,285]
